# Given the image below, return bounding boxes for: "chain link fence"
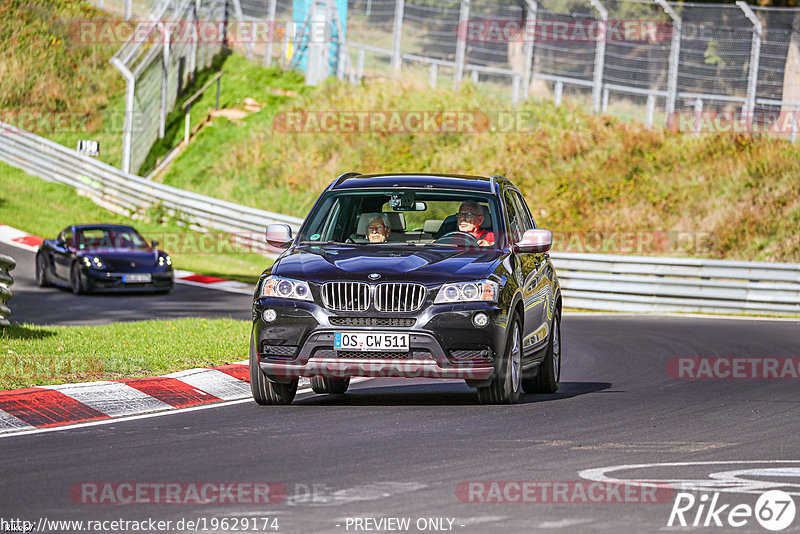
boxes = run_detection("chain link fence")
[246,0,800,138]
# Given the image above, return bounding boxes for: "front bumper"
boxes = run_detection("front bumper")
[253,298,507,381]
[82,269,174,292]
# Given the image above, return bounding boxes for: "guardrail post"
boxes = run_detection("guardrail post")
[522,0,538,101]
[589,0,608,114]
[0,254,15,326]
[646,94,656,128]
[185,104,192,145]
[737,1,762,132]
[390,0,405,74]
[454,0,470,87]
[429,63,438,88]
[512,74,521,106]
[264,0,278,66]
[471,68,479,84]
[357,49,365,80]
[655,0,681,125]
[601,87,609,113]
[554,80,563,106]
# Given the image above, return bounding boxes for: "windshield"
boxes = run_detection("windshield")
[75,227,151,251]
[298,190,503,249]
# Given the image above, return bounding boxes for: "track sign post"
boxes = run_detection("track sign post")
[77,140,100,157]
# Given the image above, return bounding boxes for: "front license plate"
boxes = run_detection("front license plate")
[123,273,152,283]
[334,332,410,352]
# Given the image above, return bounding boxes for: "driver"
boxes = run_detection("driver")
[365,213,391,243]
[457,201,494,246]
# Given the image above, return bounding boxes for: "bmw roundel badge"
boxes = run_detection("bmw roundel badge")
[368,273,381,280]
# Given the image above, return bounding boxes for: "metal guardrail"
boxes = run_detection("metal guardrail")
[2,123,799,316]
[0,254,15,326]
[551,252,800,316]
[0,122,304,253]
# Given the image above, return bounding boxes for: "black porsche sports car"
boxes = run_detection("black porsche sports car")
[35,224,174,294]
[251,173,562,405]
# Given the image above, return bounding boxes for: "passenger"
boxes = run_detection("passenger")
[457,201,494,246]
[365,213,391,243]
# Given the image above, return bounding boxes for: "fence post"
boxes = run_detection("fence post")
[265,0,278,66]
[601,87,609,113]
[110,58,135,174]
[693,97,703,136]
[124,0,131,20]
[454,0,470,87]
[522,0,538,101]
[646,94,656,128]
[159,23,170,139]
[654,0,681,125]
[190,0,199,76]
[357,49,365,80]
[391,0,405,74]
[512,74,520,105]
[589,0,607,114]
[429,63,438,88]
[230,0,251,58]
[554,80,563,106]
[737,1,762,132]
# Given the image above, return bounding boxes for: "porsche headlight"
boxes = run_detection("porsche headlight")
[83,256,104,269]
[260,276,313,301]
[434,280,498,304]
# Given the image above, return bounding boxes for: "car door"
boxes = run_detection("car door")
[52,228,73,281]
[507,190,549,359]
[515,191,557,331]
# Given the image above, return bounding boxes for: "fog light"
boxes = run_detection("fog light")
[262,309,277,323]
[473,312,489,327]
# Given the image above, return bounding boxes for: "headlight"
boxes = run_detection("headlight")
[434,280,498,304]
[158,255,172,267]
[260,276,313,301]
[84,257,104,269]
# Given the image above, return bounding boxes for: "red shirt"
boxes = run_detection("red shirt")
[470,228,495,245]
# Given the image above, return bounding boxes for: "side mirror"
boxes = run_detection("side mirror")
[514,229,552,254]
[265,224,293,248]
[151,239,159,249]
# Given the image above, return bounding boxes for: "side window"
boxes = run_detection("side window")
[513,192,534,231]
[61,229,73,247]
[503,190,523,243]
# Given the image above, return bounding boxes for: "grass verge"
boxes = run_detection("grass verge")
[0,318,250,390]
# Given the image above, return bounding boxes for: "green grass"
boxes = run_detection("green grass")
[0,319,250,390]
[0,162,270,284]
[157,75,800,263]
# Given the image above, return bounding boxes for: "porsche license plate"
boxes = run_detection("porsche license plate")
[123,273,152,283]
[334,332,410,352]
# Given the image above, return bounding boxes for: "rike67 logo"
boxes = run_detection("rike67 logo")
[668,490,796,531]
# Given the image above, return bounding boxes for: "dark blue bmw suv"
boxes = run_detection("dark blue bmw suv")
[250,173,561,404]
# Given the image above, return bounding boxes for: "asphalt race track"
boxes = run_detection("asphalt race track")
[2,312,799,533]
[0,243,252,325]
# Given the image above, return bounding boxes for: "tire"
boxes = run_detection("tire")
[523,312,561,394]
[249,336,298,405]
[477,315,522,404]
[35,254,50,288]
[310,376,350,394]
[70,262,85,295]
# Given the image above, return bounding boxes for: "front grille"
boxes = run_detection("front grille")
[329,317,416,327]
[374,283,426,312]
[311,348,433,360]
[322,282,370,311]
[450,348,492,360]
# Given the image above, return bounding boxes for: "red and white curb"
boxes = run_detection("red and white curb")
[0,223,254,294]
[0,363,310,435]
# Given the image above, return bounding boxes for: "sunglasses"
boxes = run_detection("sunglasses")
[367,225,387,231]
[457,212,480,219]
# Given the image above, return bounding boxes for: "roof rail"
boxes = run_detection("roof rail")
[334,172,361,187]
[489,174,505,190]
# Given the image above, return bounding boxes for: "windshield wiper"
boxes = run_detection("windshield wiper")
[298,241,341,245]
